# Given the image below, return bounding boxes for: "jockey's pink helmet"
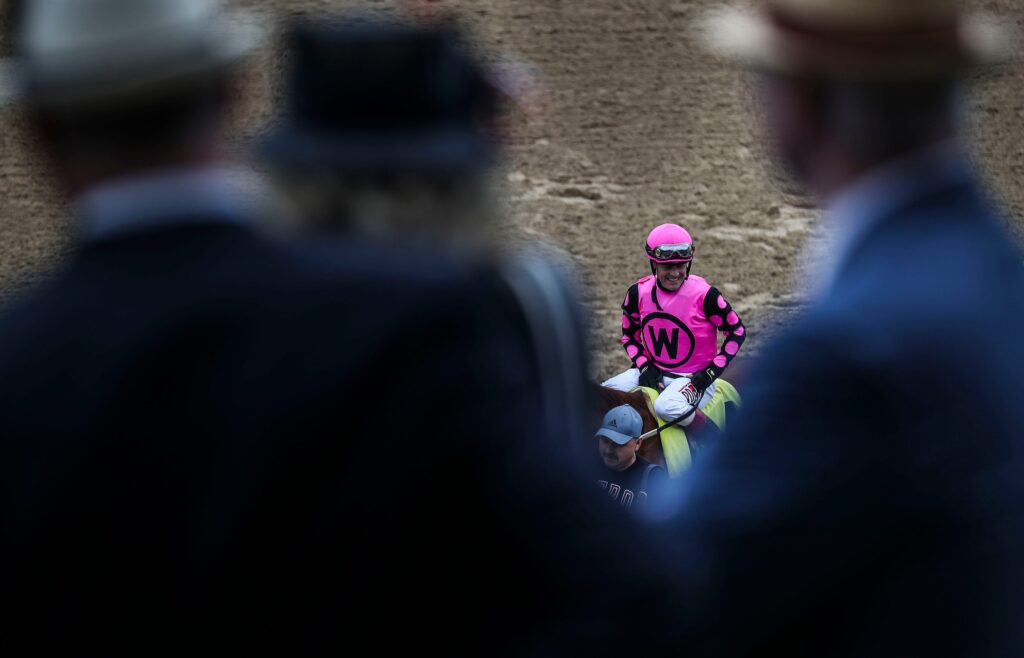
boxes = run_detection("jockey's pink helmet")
[645,223,694,264]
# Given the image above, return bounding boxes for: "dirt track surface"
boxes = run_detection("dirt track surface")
[1,0,1023,379]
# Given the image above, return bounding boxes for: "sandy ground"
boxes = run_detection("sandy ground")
[1,0,1022,379]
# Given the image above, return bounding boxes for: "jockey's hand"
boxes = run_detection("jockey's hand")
[678,379,702,407]
[638,364,664,390]
[689,370,713,394]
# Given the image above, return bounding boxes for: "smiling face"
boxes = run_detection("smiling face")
[655,261,689,292]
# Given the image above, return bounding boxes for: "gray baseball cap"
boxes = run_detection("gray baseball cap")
[594,405,643,446]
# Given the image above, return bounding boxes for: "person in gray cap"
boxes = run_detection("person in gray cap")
[652,1,1024,656]
[594,404,669,516]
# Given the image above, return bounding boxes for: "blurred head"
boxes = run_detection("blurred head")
[702,0,1010,198]
[758,74,960,197]
[270,169,498,248]
[259,17,504,246]
[1,0,262,192]
[595,405,644,471]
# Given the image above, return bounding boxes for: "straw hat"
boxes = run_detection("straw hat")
[0,0,264,108]
[702,0,1014,78]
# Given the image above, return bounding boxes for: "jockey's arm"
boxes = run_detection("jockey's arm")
[690,286,746,392]
[620,283,651,370]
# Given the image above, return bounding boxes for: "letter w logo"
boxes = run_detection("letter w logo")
[647,326,679,359]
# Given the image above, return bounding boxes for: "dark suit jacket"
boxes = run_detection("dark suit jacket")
[0,219,679,655]
[670,168,1024,656]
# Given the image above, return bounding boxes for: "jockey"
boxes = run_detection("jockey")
[603,223,746,424]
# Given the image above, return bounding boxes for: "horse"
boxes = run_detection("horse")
[589,356,757,471]
[593,385,665,466]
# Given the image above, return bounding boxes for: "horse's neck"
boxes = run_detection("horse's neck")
[639,437,665,469]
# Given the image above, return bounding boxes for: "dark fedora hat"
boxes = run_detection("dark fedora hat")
[258,17,500,174]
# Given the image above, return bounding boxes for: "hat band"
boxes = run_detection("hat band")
[768,7,965,57]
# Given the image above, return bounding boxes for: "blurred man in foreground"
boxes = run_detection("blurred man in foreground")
[259,17,594,453]
[660,0,1024,655]
[0,2,677,654]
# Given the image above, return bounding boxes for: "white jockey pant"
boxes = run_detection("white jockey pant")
[602,367,716,425]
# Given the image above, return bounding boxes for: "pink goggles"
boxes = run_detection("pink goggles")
[646,242,693,262]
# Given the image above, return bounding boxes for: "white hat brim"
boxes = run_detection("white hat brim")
[700,6,1015,77]
[0,9,266,108]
